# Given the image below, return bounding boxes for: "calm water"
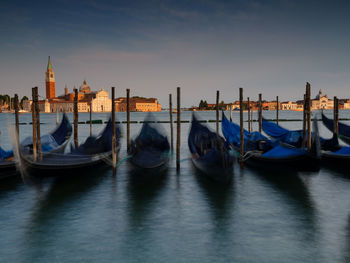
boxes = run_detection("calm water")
[0,110,349,263]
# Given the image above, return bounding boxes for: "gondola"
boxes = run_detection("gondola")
[322,113,350,145]
[129,114,170,171]
[262,117,338,150]
[311,115,350,168]
[19,118,121,177]
[262,118,304,147]
[188,114,235,182]
[0,113,72,178]
[221,112,321,172]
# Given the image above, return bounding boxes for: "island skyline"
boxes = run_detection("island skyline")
[1,0,349,107]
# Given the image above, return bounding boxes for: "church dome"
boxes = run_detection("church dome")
[80,80,91,93]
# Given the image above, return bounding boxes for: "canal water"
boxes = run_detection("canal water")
[0,110,349,263]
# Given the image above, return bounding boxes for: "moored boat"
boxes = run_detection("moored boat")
[221,112,320,172]
[188,114,235,182]
[322,113,350,145]
[19,118,121,177]
[129,114,170,171]
[0,113,72,178]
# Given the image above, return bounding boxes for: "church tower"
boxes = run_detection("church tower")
[45,56,55,99]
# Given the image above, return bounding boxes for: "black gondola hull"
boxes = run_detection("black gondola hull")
[321,151,350,169]
[244,152,321,172]
[191,157,233,182]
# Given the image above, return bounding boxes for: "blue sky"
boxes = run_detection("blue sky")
[0,0,349,106]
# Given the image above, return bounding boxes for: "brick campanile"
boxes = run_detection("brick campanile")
[45,56,55,99]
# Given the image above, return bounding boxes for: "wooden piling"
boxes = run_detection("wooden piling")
[247,97,251,132]
[276,96,279,125]
[89,102,92,137]
[169,94,174,151]
[216,90,219,134]
[56,108,59,125]
[111,87,117,176]
[126,88,130,153]
[302,94,307,148]
[334,96,339,135]
[229,104,233,122]
[250,104,253,132]
[258,93,262,133]
[239,88,244,168]
[34,87,42,160]
[176,87,181,172]
[14,94,19,141]
[74,88,78,148]
[31,88,37,161]
[306,83,311,150]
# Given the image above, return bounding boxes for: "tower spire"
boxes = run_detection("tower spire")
[47,56,52,70]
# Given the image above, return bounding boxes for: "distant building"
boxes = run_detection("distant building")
[45,56,55,99]
[281,101,298,110]
[114,97,161,112]
[344,100,350,109]
[23,57,112,113]
[310,90,334,110]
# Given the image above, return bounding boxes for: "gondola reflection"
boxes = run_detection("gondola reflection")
[249,167,319,242]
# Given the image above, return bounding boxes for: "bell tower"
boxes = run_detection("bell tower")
[45,56,55,99]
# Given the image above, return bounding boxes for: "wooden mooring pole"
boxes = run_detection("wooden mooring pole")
[14,94,19,142]
[306,83,311,150]
[302,94,307,148]
[176,87,181,172]
[74,88,78,148]
[126,88,130,153]
[216,90,219,134]
[89,102,92,137]
[239,88,244,168]
[230,104,233,122]
[247,97,251,132]
[334,96,339,135]
[258,93,262,133]
[111,87,117,176]
[31,88,37,161]
[250,104,253,132]
[56,108,59,125]
[169,94,174,151]
[34,87,42,160]
[276,96,279,125]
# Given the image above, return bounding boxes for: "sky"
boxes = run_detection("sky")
[0,0,350,107]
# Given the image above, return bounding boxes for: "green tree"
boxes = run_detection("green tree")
[20,96,28,109]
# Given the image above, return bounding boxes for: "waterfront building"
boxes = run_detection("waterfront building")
[23,57,112,113]
[310,90,334,110]
[281,101,298,110]
[343,100,350,109]
[114,97,161,112]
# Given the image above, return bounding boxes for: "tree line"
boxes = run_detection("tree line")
[198,100,226,110]
[0,95,29,111]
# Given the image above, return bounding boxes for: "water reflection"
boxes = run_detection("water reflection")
[344,214,350,263]
[194,168,235,224]
[22,167,108,260]
[250,168,318,242]
[126,165,169,227]
[322,166,350,181]
[0,175,22,199]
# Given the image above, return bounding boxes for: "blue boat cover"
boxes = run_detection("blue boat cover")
[262,144,307,158]
[262,118,303,146]
[73,117,121,155]
[131,114,170,154]
[222,113,276,151]
[188,113,234,169]
[0,147,13,160]
[333,147,350,155]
